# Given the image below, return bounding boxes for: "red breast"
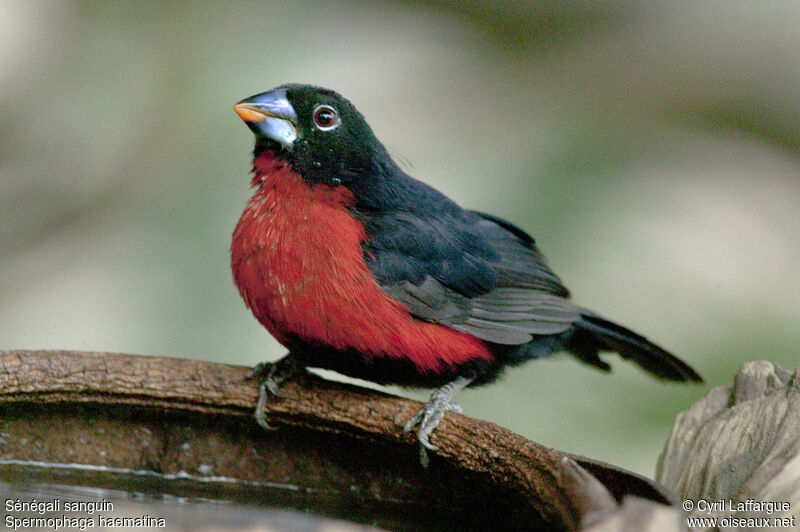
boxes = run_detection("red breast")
[230,152,493,375]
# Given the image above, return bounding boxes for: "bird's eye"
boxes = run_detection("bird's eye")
[313,105,339,131]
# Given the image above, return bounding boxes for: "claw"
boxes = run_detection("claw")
[254,381,275,431]
[402,376,474,467]
[250,355,300,430]
[402,409,424,434]
[265,378,286,398]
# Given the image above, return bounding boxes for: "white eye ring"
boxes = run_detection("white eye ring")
[312,104,340,131]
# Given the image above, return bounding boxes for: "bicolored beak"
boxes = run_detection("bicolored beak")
[234,88,298,150]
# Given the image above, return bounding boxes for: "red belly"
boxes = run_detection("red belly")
[230,154,492,375]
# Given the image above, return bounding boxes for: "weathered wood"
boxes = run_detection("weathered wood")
[583,496,686,532]
[657,360,800,527]
[0,349,671,530]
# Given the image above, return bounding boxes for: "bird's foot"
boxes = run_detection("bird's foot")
[403,375,473,467]
[247,355,299,431]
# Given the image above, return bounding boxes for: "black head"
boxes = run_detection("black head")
[235,84,392,186]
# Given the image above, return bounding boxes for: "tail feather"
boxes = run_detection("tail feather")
[567,312,703,383]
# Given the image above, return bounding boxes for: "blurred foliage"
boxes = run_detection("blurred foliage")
[1,0,799,476]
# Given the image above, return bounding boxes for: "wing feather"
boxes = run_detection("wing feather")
[365,206,579,346]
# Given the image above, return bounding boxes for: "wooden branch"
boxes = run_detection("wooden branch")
[0,349,677,530]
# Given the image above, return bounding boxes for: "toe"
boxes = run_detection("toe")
[265,379,286,398]
[419,432,439,451]
[403,408,424,433]
[254,382,275,431]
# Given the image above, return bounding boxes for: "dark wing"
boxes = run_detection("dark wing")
[363,207,580,345]
[362,203,702,382]
[468,211,569,298]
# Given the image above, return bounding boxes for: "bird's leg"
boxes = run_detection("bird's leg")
[403,375,474,466]
[247,354,300,397]
[246,354,301,430]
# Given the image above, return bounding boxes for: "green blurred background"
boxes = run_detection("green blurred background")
[1,0,798,476]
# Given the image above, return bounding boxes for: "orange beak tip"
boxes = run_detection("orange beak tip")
[234,104,266,123]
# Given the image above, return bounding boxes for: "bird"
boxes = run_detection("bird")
[230,84,702,465]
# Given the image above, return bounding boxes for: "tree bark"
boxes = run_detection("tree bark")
[0,349,677,530]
